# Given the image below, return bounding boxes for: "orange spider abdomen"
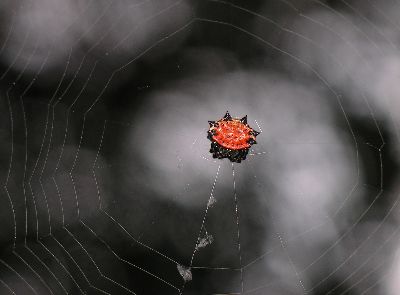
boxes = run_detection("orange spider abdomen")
[207,112,260,163]
[213,120,252,150]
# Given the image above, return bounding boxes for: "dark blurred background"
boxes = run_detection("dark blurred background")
[0,0,400,294]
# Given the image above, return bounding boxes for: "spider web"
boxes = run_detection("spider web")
[0,0,399,294]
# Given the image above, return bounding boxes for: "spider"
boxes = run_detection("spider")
[207,111,260,163]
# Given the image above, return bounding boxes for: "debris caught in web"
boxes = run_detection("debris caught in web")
[177,264,193,282]
[207,195,217,207]
[195,231,214,251]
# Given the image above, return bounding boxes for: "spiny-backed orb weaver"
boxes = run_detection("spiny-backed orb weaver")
[208,111,260,163]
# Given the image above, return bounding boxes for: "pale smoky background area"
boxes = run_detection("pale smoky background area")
[0,0,400,294]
